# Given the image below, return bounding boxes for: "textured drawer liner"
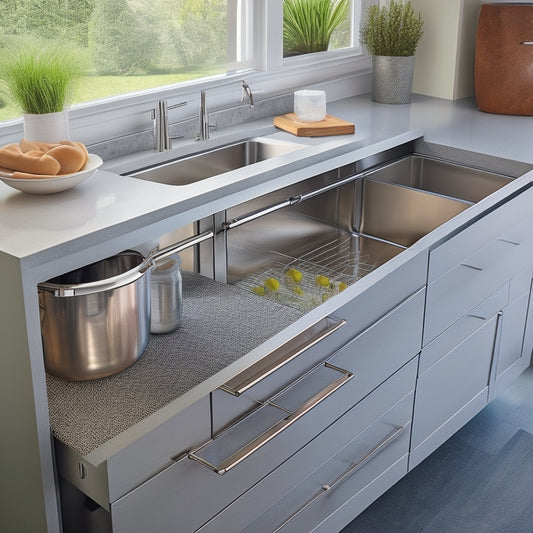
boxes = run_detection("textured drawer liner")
[46,271,303,456]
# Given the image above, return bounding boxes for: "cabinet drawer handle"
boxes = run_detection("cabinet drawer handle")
[488,311,504,401]
[272,424,406,532]
[496,238,520,246]
[188,363,353,475]
[219,318,346,396]
[460,263,484,272]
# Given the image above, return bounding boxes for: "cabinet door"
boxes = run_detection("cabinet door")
[410,314,498,469]
[492,271,533,398]
[522,278,533,370]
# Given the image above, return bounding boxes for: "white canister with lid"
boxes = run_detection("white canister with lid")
[150,253,183,334]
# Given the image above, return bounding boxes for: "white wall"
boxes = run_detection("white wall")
[410,0,481,100]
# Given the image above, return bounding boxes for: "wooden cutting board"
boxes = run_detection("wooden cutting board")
[274,113,355,137]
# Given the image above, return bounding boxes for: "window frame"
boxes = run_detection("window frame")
[0,0,374,149]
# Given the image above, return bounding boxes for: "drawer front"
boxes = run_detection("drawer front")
[55,396,211,507]
[420,283,508,375]
[240,387,414,531]
[198,358,418,533]
[211,317,348,434]
[411,315,498,453]
[328,288,424,404]
[428,186,533,283]
[425,189,533,343]
[213,287,425,434]
[424,236,532,344]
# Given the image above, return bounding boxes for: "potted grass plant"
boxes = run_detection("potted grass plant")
[283,0,350,57]
[0,38,85,142]
[360,0,424,104]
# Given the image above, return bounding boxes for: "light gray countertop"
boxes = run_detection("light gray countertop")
[2,93,533,268]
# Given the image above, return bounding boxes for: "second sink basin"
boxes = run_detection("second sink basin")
[126,137,306,186]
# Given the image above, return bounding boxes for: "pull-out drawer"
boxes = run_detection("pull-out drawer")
[199,357,418,533]
[110,361,354,532]
[213,286,425,433]
[110,289,424,533]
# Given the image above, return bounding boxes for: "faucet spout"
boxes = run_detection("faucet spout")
[241,80,254,108]
[199,90,210,140]
[152,99,187,152]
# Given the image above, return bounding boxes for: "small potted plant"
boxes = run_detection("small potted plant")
[283,0,350,57]
[360,0,424,104]
[0,38,85,142]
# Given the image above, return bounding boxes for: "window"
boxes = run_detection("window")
[0,1,368,145]
[0,0,253,122]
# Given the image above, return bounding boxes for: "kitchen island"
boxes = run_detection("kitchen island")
[1,93,533,533]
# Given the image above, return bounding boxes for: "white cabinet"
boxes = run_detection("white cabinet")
[491,267,533,398]
[410,285,506,469]
[411,184,533,470]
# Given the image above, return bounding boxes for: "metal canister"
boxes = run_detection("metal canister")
[150,253,183,334]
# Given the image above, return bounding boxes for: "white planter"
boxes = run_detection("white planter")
[23,110,70,143]
[372,55,415,104]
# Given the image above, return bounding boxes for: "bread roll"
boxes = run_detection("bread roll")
[0,140,89,176]
[0,143,61,175]
[47,144,87,174]
[19,140,59,153]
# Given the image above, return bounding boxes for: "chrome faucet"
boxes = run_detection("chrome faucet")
[152,99,187,152]
[198,90,211,141]
[241,80,254,108]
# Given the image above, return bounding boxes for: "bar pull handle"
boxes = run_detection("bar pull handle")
[488,310,504,401]
[460,263,484,272]
[496,238,520,246]
[219,318,346,396]
[188,363,353,475]
[273,424,406,532]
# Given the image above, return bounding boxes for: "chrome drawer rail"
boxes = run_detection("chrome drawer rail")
[188,362,353,475]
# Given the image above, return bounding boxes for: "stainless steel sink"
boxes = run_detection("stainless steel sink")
[126,137,306,186]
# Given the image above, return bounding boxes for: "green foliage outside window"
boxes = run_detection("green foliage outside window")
[0,0,230,119]
[89,0,162,75]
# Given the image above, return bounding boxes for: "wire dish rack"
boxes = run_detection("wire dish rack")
[235,235,376,312]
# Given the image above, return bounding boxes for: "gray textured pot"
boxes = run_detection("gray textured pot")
[372,55,415,104]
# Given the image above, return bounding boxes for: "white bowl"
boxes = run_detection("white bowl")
[0,154,103,195]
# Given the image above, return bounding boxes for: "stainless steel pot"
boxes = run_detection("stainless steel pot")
[38,233,212,381]
[39,251,152,381]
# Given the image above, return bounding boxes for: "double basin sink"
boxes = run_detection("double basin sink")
[124,136,513,251]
